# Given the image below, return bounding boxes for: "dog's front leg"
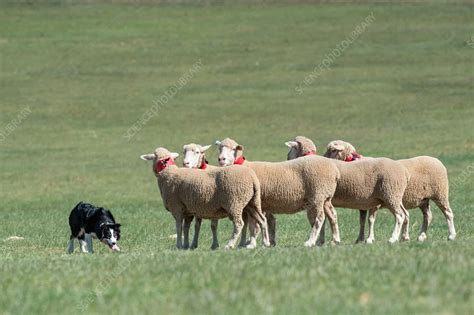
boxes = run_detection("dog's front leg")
[67,238,75,254]
[79,237,89,253]
[85,234,94,253]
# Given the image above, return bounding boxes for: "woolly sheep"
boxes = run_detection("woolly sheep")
[140,147,270,249]
[324,139,456,242]
[182,143,219,250]
[215,138,342,248]
[286,136,411,244]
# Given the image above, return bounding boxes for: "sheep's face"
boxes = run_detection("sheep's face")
[215,138,243,166]
[324,141,347,160]
[217,145,236,166]
[324,148,343,160]
[285,141,300,160]
[140,148,179,173]
[183,144,211,168]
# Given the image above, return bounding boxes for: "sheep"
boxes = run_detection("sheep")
[140,147,270,249]
[215,138,342,248]
[286,137,365,243]
[323,139,456,243]
[285,136,411,244]
[181,143,219,250]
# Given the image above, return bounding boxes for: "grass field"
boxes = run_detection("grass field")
[1,1,473,314]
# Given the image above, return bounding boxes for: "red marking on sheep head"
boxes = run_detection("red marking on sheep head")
[155,157,176,173]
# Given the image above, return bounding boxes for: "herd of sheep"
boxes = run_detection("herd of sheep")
[140,136,456,250]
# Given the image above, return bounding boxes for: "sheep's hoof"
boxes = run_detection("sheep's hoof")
[330,240,340,246]
[355,238,365,244]
[388,238,398,244]
[418,233,427,242]
[315,241,325,247]
[246,243,257,249]
[401,235,410,242]
[304,240,314,248]
[448,234,456,241]
[224,244,234,250]
[211,243,219,250]
[270,240,277,247]
[366,238,374,244]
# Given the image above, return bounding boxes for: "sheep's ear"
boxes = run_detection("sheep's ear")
[234,145,244,151]
[170,152,179,160]
[214,140,222,146]
[140,154,155,161]
[201,145,212,152]
[285,141,298,148]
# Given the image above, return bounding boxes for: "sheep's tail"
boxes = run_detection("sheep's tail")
[247,178,266,225]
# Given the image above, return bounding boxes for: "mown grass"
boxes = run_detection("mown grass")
[0,2,473,315]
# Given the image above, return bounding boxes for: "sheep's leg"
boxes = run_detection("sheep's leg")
[67,237,75,254]
[238,212,248,248]
[225,213,244,250]
[388,204,406,244]
[323,201,340,245]
[246,216,258,249]
[316,219,326,246]
[356,210,367,243]
[190,217,202,250]
[245,208,270,249]
[305,202,325,248]
[401,208,411,242]
[418,200,432,242]
[182,216,194,250]
[433,199,456,241]
[210,219,219,250]
[366,208,377,244]
[267,213,277,247]
[175,216,183,249]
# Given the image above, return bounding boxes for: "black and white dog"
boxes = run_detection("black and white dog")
[67,202,121,253]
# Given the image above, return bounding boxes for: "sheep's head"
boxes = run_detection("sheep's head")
[182,143,211,169]
[324,140,356,160]
[215,138,244,166]
[140,147,179,174]
[285,136,317,160]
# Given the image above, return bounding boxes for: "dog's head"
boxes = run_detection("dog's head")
[100,223,121,252]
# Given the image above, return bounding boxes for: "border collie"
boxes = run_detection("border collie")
[67,202,121,253]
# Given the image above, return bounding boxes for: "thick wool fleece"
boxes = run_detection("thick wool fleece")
[324,140,451,210]
[156,165,261,220]
[321,139,456,241]
[289,137,410,210]
[220,138,340,215]
[144,147,271,248]
[330,158,410,210]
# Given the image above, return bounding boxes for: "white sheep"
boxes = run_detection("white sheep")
[215,138,342,248]
[324,139,456,243]
[140,147,270,249]
[181,143,219,250]
[286,136,411,244]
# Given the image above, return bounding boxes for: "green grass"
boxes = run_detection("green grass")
[1,2,473,315]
